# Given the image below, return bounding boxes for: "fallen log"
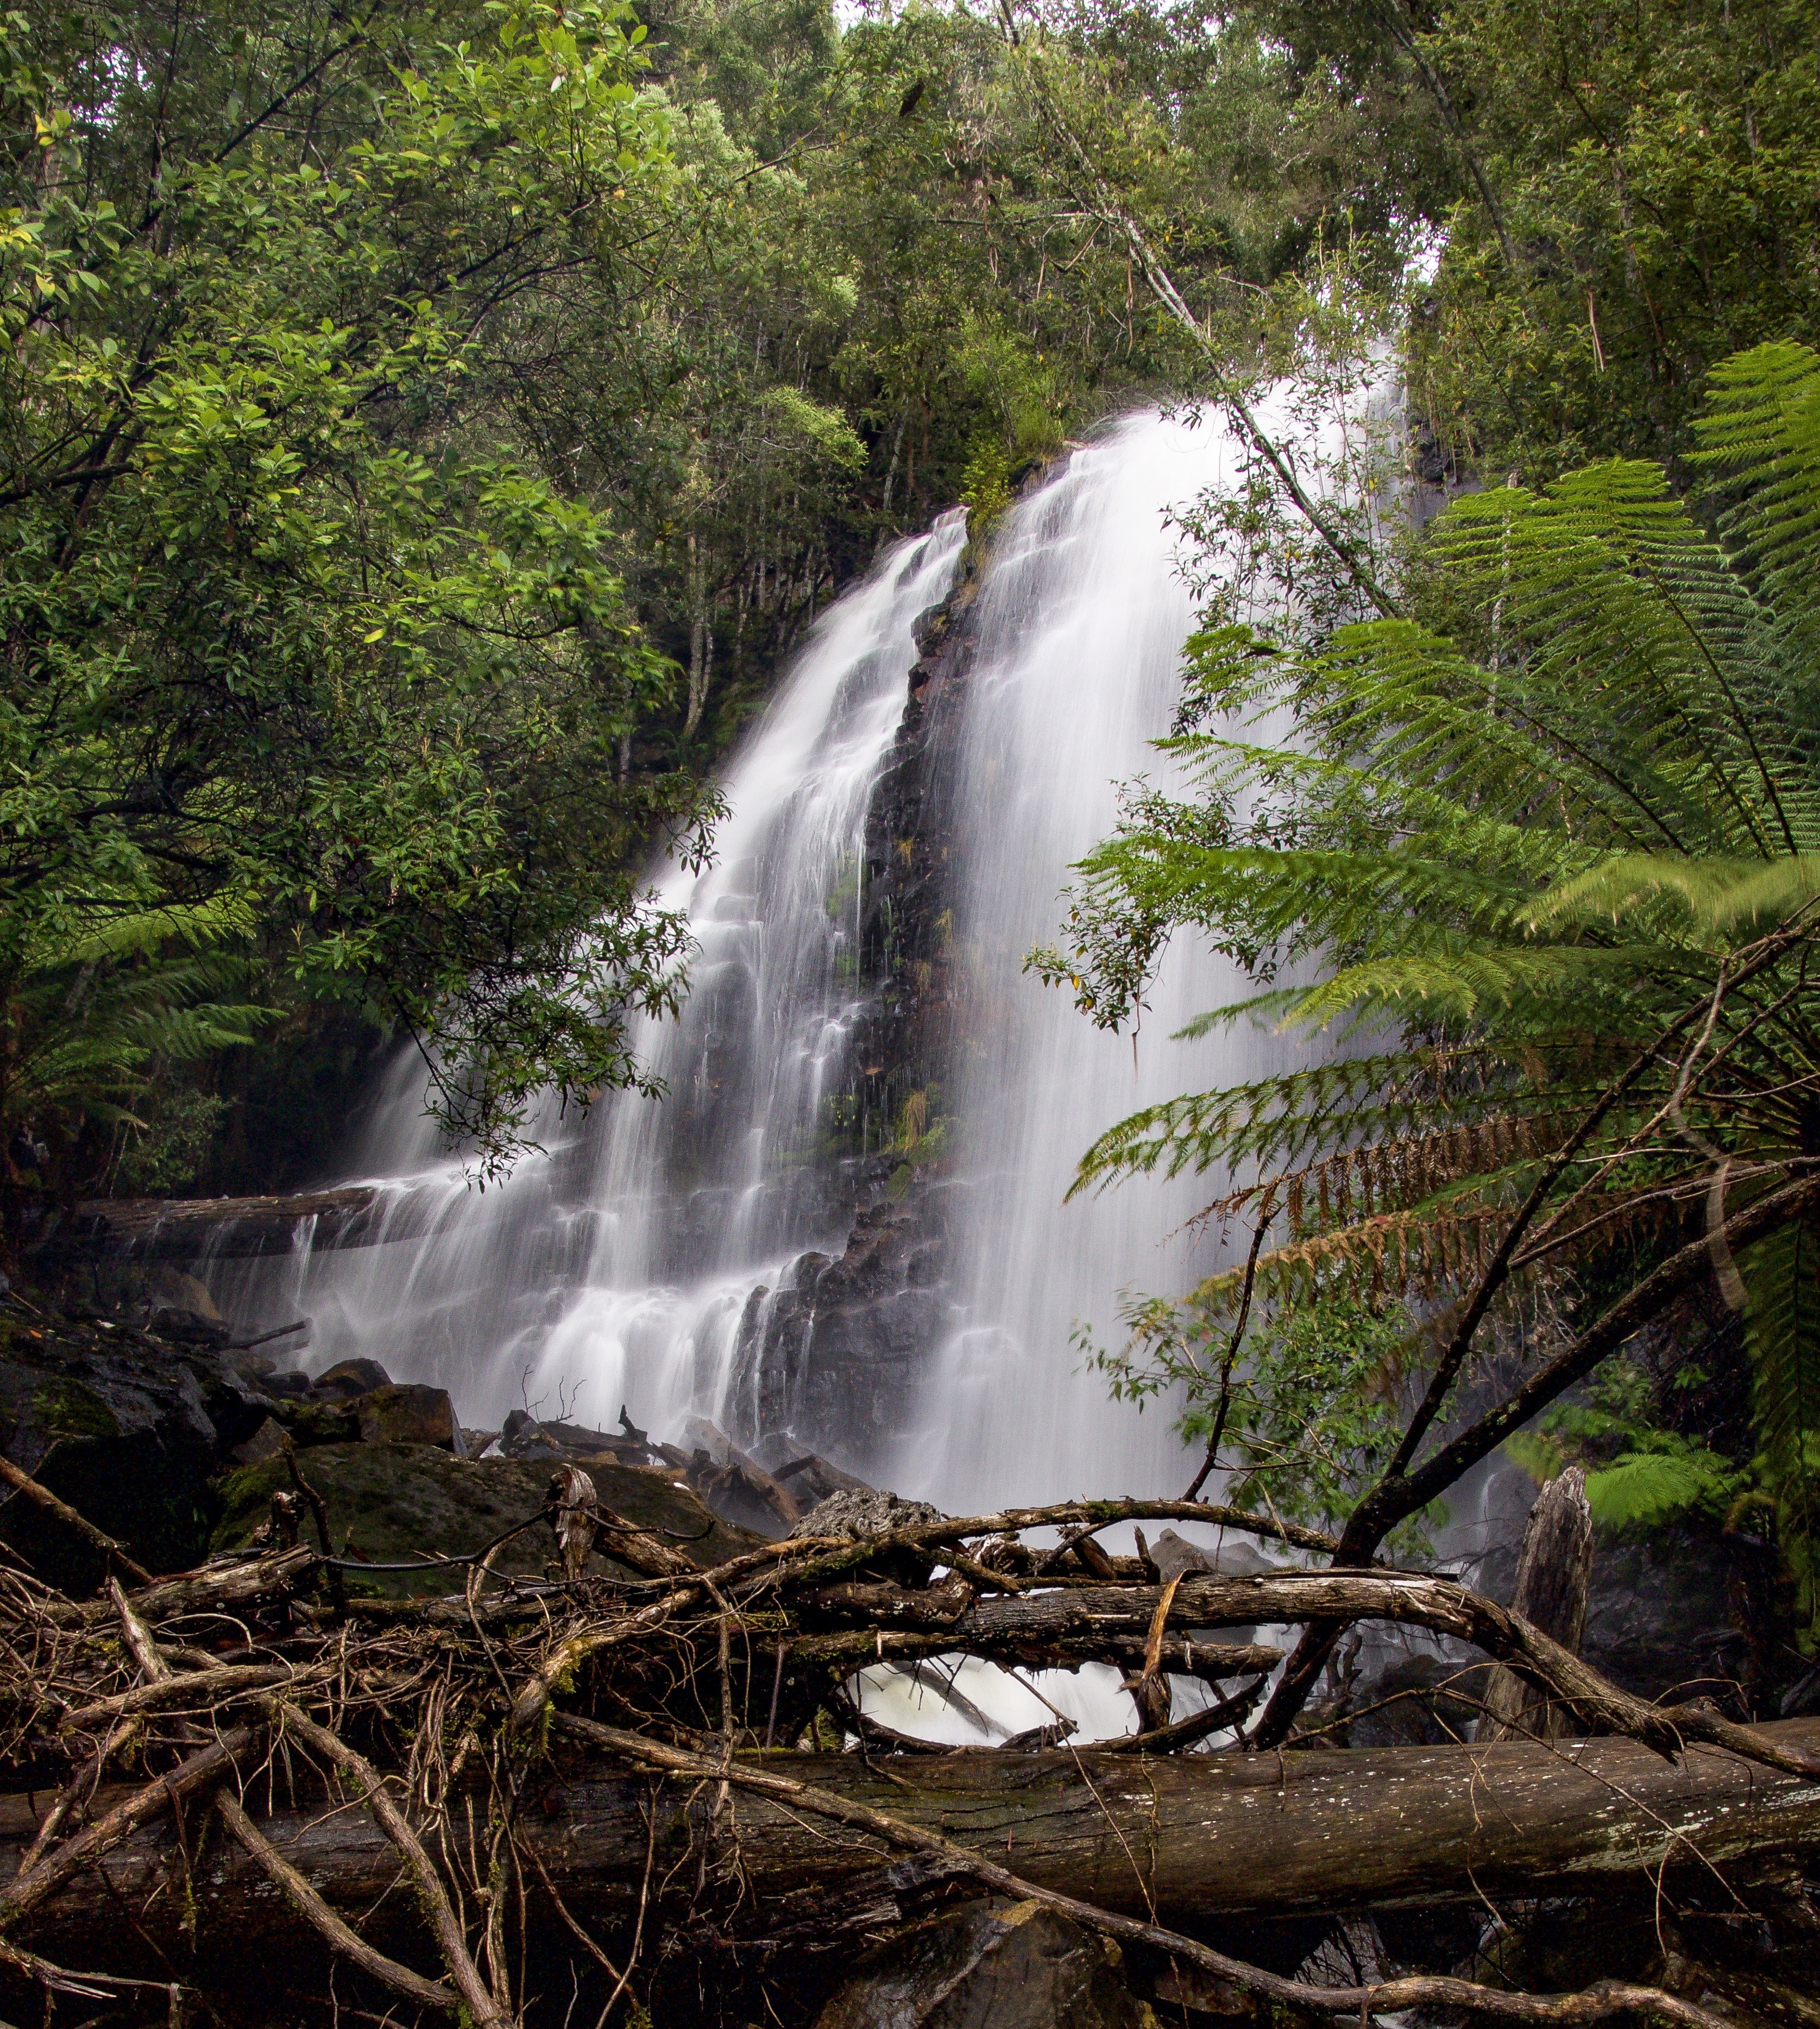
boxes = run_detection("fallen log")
[11,1721,1820,1970]
[60,1186,444,1260]
[802,1568,1820,1779]
[43,1545,318,1627]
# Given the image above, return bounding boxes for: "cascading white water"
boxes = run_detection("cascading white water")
[892,408,1303,1512]
[221,407,1340,1744]
[226,515,967,1435]
[229,404,1321,1534]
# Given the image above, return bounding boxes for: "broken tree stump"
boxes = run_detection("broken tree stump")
[1478,1465,1596,1743]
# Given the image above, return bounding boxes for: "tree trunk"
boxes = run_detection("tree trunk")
[10,1723,1820,1977]
[1478,1466,1596,1742]
[62,1186,439,1259]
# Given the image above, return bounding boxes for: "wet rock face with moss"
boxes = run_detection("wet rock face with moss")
[726,1186,956,1480]
[0,1306,270,1587]
[212,1444,759,1596]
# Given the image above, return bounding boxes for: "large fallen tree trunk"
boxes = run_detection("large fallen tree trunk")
[10,1721,1820,1971]
[6,1469,1816,2029]
[60,1186,443,1259]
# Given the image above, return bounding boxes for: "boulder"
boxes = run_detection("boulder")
[790,1487,943,1584]
[144,1267,230,1347]
[1149,1528,1279,1650]
[314,1358,392,1400]
[0,1302,272,1587]
[231,1416,291,1467]
[791,1487,942,1541]
[210,1443,762,1596]
[816,1900,1145,2029]
[355,1382,456,1449]
[728,1188,958,1473]
[144,1268,224,1322]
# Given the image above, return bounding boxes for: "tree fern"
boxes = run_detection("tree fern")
[1743,1220,1820,1631]
[2,898,278,1192]
[1050,342,1820,1624]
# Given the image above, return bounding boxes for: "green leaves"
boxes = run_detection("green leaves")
[1050,343,1820,1597]
[0,0,719,1180]
[1744,1219,1820,1627]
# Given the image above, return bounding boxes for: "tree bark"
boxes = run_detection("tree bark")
[1478,1466,1595,1742]
[9,1724,1820,1975]
[63,1186,441,1259]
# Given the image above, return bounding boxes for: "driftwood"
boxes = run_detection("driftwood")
[4,1476,1816,2029]
[43,1544,318,1626]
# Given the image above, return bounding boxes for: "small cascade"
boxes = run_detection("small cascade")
[226,515,966,1436]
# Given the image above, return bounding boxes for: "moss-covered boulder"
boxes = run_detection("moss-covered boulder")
[211,1444,760,1596]
[0,1302,270,1587]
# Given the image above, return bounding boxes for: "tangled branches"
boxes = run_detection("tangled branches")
[3,1466,1816,2027]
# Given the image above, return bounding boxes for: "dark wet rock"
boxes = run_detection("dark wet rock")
[1477,1515,1745,1704]
[1343,1653,1492,1749]
[148,1306,231,1347]
[231,1415,291,1466]
[1149,1528,1277,1581]
[314,1357,392,1399]
[0,1301,272,1586]
[730,1185,957,1472]
[816,1900,1145,2029]
[1149,1528,1279,1652]
[791,1486,943,1584]
[211,1444,760,1597]
[791,1487,942,1539]
[355,1382,457,1449]
[267,1395,361,1446]
[1580,1522,1747,1703]
[145,1268,224,1322]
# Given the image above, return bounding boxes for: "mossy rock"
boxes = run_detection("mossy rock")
[211,1444,761,1597]
[1,1305,241,1587]
[29,1378,121,1440]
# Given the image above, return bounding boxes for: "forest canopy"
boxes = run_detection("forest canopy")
[2,0,1816,1192]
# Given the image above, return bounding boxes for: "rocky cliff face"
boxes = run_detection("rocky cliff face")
[720,539,993,1474]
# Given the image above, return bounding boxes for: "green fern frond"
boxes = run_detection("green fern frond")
[1742,1219,1820,1562]
[1530,852,1820,933]
[1582,1445,1737,1530]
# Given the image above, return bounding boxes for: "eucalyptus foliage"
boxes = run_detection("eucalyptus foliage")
[1041,342,1820,1618]
[0,0,718,1180]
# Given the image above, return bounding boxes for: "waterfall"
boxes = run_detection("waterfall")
[889,409,1300,1509]
[230,406,1311,1513]
[229,515,967,1437]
